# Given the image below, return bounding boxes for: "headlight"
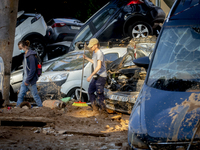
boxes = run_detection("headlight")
[52,73,68,81]
[38,73,69,82]
[129,132,149,149]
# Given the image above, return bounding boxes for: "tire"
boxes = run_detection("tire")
[28,38,46,59]
[66,88,88,102]
[128,21,153,38]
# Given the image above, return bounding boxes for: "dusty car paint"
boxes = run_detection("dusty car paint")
[128,84,200,149]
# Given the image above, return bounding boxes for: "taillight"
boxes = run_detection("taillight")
[127,0,144,5]
[52,23,66,28]
[31,14,41,24]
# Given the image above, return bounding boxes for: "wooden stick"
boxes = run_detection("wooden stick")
[58,130,110,137]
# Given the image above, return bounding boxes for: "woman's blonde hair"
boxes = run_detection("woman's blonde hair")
[18,40,30,47]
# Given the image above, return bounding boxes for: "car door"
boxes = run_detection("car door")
[95,8,125,42]
[91,7,120,41]
[69,4,120,51]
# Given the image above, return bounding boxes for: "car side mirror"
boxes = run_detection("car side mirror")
[75,41,84,50]
[78,43,84,50]
[133,56,149,70]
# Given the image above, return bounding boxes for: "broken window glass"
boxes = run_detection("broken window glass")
[147,25,200,91]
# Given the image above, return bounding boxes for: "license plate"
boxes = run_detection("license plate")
[110,95,129,102]
[71,26,80,30]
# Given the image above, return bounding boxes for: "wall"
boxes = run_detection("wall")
[151,0,171,16]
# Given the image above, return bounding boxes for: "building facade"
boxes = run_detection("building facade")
[151,0,171,16]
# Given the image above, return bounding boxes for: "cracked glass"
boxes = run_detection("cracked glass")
[147,25,200,91]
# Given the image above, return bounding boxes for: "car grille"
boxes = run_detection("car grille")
[149,142,200,150]
[105,99,134,114]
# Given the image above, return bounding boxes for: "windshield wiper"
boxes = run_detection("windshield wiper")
[150,78,200,91]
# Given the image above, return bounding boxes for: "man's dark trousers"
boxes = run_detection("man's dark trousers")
[88,76,107,110]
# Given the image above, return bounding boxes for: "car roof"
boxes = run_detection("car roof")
[69,47,127,55]
[17,10,41,18]
[54,18,82,23]
[169,0,200,20]
[53,18,84,25]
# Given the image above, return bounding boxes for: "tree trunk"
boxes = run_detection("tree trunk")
[0,0,19,105]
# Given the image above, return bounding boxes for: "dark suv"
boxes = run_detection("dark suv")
[128,0,200,149]
[69,0,165,51]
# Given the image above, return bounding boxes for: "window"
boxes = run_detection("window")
[47,51,91,71]
[147,26,200,91]
[47,45,68,60]
[105,53,119,61]
[92,8,116,31]
[72,25,93,50]
[156,0,161,7]
[16,15,29,27]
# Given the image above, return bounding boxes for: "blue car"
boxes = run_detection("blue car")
[128,0,200,149]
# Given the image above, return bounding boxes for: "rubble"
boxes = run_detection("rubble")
[0,105,130,149]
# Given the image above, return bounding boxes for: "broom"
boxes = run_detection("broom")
[72,42,88,107]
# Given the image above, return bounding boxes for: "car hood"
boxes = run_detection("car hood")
[132,83,200,142]
[37,71,69,83]
[40,71,68,76]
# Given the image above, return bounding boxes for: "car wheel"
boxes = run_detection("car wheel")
[128,21,153,38]
[28,38,46,58]
[66,88,88,102]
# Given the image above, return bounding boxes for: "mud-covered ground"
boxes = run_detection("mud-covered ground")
[0,103,130,150]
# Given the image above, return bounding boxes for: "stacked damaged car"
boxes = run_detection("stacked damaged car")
[105,36,156,114]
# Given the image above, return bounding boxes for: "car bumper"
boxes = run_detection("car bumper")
[104,88,139,114]
[149,142,200,150]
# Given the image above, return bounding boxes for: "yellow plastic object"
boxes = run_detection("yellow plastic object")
[72,101,88,107]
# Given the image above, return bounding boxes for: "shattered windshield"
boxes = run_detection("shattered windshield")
[46,51,91,71]
[147,26,200,91]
